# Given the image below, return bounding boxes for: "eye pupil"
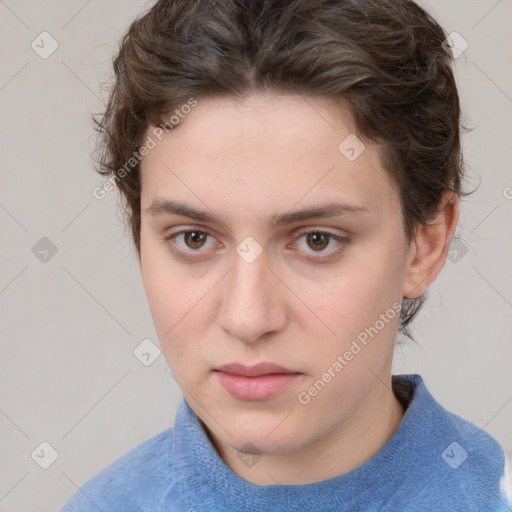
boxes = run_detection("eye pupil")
[306,232,329,251]
[185,231,207,249]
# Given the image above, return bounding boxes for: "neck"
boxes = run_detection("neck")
[210,372,406,486]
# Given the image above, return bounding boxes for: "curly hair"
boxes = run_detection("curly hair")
[92,0,469,340]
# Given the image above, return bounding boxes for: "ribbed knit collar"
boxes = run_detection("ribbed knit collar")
[170,374,454,511]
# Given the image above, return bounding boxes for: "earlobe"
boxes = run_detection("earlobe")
[402,193,459,299]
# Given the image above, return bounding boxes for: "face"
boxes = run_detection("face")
[139,94,412,457]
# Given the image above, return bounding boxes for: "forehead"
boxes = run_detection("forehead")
[139,94,397,222]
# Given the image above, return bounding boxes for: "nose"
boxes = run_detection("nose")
[217,251,287,344]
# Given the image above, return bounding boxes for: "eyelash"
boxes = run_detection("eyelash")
[162,228,348,262]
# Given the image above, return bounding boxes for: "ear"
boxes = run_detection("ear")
[402,192,459,299]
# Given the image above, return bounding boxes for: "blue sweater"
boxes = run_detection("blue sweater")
[59,374,510,511]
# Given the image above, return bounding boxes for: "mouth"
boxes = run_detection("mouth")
[213,363,302,401]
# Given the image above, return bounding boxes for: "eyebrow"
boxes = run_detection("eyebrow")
[145,198,370,228]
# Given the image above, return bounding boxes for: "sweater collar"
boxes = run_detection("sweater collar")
[171,374,440,511]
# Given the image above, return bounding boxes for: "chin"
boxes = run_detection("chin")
[220,417,304,456]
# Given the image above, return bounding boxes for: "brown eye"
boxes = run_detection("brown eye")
[183,230,208,249]
[305,232,329,251]
[164,229,217,257]
[294,230,347,261]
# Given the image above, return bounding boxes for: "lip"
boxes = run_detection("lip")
[213,362,301,401]
[215,362,299,377]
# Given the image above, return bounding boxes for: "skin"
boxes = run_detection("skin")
[138,93,459,485]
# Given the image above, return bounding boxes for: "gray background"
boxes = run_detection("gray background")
[0,1,511,510]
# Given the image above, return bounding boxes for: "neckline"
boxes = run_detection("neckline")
[171,374,432,510]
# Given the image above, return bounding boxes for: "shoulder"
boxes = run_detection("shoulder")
[420,410,509,510]
[397,374,510,510]
[424,381,506,483]
[442,406,505,477]
[58,427,175,512]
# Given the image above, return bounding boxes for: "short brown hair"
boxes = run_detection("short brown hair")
[93,0,468,339]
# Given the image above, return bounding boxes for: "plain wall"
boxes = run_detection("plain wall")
[0,1,511,510]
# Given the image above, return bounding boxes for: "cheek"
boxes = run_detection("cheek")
[141,243,187,342]
[140,242,218,369]
[293,243,404,371]
[304,252,401,332]
[291,256,403,424]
